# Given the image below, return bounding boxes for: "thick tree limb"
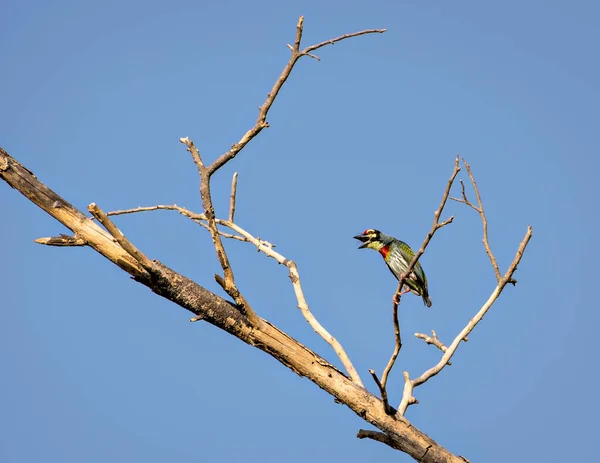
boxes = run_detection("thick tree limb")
[1,146,466,463]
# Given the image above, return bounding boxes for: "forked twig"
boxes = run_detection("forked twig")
[450,159,502,282]
[415,330,448,354]
[177,19,385,330]
[396,160,533,416]
[206,17,385,174]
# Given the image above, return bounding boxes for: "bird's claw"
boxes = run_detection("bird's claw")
[393,287,411,305]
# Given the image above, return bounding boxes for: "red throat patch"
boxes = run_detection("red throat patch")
[379,245,390,259]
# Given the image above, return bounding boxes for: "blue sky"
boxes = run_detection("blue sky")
[1,0,598,461]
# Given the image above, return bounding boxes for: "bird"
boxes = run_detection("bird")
[353,229,432,307]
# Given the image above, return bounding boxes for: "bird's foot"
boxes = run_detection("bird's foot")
[393,287,411,304]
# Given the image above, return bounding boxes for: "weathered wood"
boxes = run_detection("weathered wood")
[0,146,465,463]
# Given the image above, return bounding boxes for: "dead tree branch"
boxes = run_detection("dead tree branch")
[415,330,448,355]
[229,172,238,222]
[179,136,260,327]
[34,234,86,246]
[2,145,467,462]
[176,20,384,329]
[206,16,386,175]
[88,203,155,271]
[101,202,363,385]
[216,218,364,387]
[369,156,460,413]
[105,205,248,242]
[450,158,502,282]
[0,17,531,463]
[395,162,533,416]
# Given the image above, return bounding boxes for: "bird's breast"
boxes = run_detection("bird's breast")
[378,245,390,260]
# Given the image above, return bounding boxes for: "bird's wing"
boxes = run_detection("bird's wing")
[397,241,428,286]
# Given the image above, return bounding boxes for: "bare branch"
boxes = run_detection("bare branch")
[397,371,418,415]
[218,218,364,387]
[395,159,533,416]
[356,430,404,451]
[178,137,261,327]
[450,159,502,282]
[377,299,401,414]
[111,198,362,384]
[207,17,385,175]
[414,330,448,354]
[398,225,533,416]
[370,156,460,409]
[229,172,238,222]
[179,136,204,173]
[369,369,393,415]
[107,204,203,220]
[88,203,154,271]
[34,234,86,246]
[394,156,461,302]
[106,205,247,242]
[302,28,387,55]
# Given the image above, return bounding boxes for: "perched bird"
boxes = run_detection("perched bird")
[353,229,432,307]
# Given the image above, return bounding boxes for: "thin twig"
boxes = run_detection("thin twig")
[378,301,401,409]
[302,28,387,55]
[107,204,203,220]
[369,370,393,415]
[229,172,238,222]
[179,136,204,173]
[207,17,385,175]
[397,226,533,416]
[106,205,247,242]
[450,159,502,282]
[414,330,448,354]
[88,203,154,271]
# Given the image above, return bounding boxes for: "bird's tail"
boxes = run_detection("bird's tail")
[423,294,432,308]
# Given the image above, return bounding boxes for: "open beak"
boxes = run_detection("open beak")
[353,234,370,249]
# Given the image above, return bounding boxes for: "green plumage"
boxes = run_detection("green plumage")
[354,229,432,307]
